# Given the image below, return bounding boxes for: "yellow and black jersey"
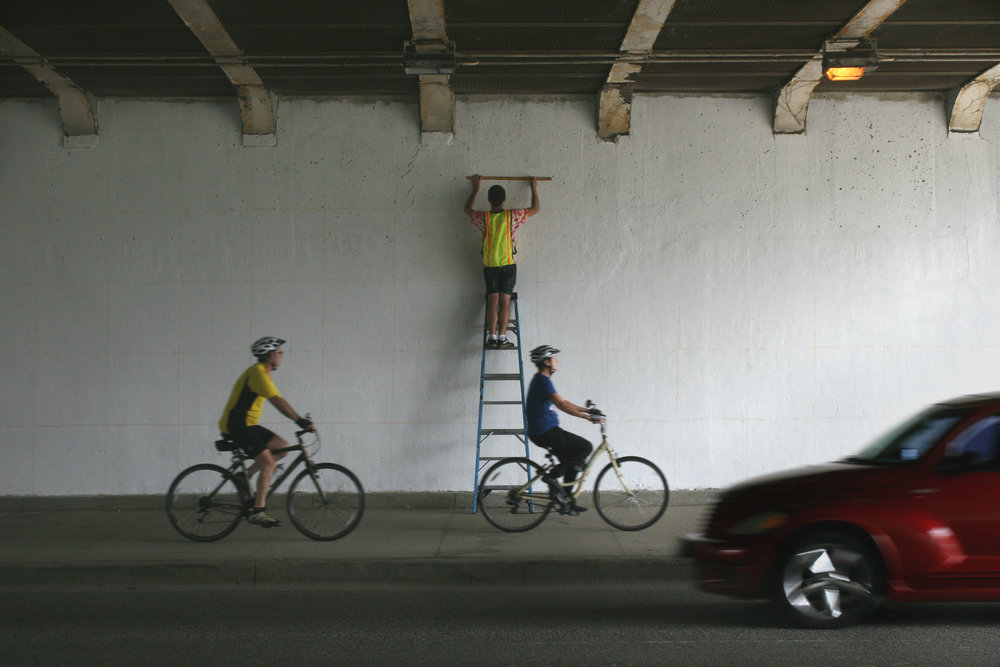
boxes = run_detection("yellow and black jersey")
[219,362,281,434]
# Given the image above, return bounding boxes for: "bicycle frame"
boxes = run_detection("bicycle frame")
[514,420,636,507]
[478,407,667,532]
[223,431,327,505]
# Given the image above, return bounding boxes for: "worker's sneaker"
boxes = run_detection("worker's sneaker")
[248,509,282,528]
[496,337,516,349]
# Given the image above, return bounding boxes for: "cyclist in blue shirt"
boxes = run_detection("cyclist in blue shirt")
[526,345,603,514]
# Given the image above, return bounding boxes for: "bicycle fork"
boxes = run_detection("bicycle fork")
[604,450,637,498]
[302,462,332,506]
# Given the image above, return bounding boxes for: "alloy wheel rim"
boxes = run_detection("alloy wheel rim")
[783,546,872,620]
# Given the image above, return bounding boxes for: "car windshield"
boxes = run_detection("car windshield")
[848,406,966,464]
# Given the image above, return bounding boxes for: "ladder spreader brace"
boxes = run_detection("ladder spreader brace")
[472,292,530,512]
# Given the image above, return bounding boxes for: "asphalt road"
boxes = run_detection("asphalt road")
[4,583,1000,665]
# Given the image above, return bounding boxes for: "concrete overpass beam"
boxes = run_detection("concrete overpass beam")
[947,63,1000,134]
[0,25,98,146]
[599,84,634,142]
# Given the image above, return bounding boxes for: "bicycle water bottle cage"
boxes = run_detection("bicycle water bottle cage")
[215,438,237,452]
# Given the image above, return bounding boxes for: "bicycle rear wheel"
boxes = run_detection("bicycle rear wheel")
[286,463,365,540]
[166,464,246,541]
[593,456,668,531]
[477,457,551,532]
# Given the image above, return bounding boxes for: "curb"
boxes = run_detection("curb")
[0,489,719,512]
[2,557,696,589]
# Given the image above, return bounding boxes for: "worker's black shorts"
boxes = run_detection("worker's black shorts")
[225,425,276,459]
[483,264,516,295]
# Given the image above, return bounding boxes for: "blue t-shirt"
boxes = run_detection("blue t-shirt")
[527,373,559,438]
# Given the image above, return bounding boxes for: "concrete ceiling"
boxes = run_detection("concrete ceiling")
[2,0,999,143]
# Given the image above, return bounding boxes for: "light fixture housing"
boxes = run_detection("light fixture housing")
[823,37,878,82]
[403,40,456,75]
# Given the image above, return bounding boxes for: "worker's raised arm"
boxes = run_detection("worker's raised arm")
[524,176,541,217]
[464,174,483,218]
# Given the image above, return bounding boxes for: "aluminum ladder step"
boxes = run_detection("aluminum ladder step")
[480,428,524,436]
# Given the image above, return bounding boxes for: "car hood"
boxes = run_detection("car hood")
[723,460,907,500]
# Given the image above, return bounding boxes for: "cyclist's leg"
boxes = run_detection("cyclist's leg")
[234,426,286,526]
[533,428,592,513]
[536,428,591,484]
[565,437,592,484]
[531,430,585,512]
[253,431,290,505]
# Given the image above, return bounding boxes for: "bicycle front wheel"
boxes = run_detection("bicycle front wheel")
[166,464,245,541]
[477,457,551,532]
[593,456,668,531]
[286,463,365,540]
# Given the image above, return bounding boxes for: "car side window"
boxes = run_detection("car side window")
[897,416,960,461]
[944,414,1000,468]
[854,409,964,463]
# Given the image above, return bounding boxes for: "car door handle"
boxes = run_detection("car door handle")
[909,488,940,495]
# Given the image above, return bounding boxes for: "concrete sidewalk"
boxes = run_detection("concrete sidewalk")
[0,495,712,588]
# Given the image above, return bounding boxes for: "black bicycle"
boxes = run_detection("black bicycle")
[166,425,364,541]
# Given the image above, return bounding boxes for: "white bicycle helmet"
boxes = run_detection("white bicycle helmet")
[530,345,559,365]
[251,336,285,358]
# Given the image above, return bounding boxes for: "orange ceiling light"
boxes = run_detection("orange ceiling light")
[825,66,867,81]
[823,37,878,82]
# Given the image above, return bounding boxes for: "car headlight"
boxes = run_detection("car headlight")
[728,511,790,536]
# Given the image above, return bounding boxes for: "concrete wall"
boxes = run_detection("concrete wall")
[2,93,999,497]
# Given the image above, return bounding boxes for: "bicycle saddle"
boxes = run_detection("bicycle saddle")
[214,438,238,452]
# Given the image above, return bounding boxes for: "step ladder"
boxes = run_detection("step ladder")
[472,292,530,512]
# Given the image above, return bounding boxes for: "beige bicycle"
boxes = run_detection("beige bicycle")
[477,401,669,532]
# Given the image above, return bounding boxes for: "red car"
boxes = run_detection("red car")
[682,393,1000,628]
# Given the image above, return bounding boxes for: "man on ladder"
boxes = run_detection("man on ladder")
[464,174,541,349]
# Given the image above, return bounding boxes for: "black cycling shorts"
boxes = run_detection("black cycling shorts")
[530,427,592,481]
[483,264,516,295]
[225,425,276,458]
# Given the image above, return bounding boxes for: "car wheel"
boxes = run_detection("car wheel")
[774,531,882,629]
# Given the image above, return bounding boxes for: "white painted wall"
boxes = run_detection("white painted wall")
[2,93,999,496]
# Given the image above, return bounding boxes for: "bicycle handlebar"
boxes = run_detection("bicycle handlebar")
[585,399,605,423]
[294,412,316,438]
[293,423,321,457]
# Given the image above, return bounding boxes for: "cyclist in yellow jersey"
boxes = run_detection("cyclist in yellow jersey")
[464,175,541,348]
[219,336,315,528]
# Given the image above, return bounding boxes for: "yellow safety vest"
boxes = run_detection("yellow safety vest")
[482,210,514,267]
